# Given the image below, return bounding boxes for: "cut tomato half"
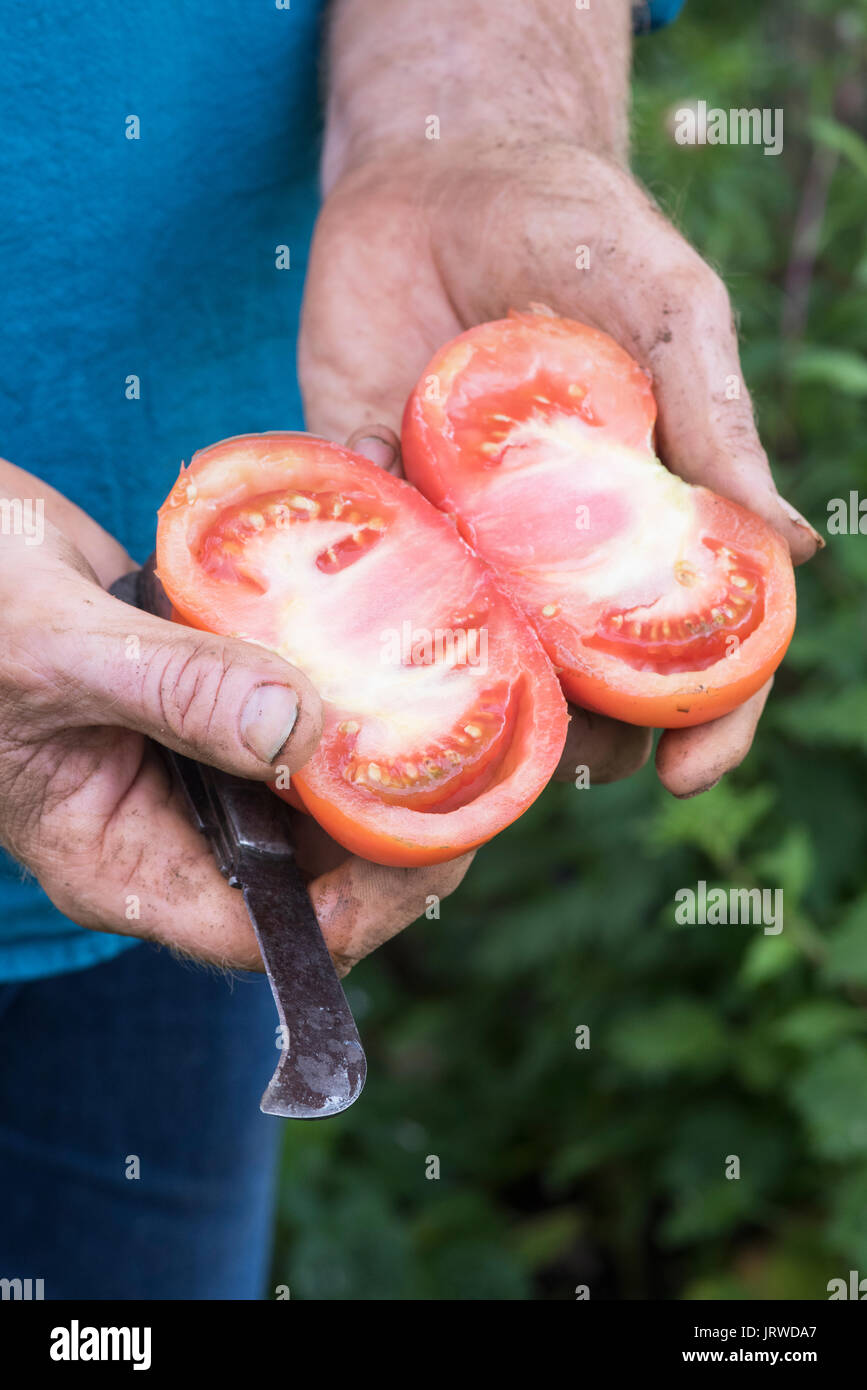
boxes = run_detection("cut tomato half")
[156,433,568,866]
[402,310,797,727]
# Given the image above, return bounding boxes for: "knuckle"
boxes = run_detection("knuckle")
[146,639,232,746]
[695,268,734,333]
[556,711,652,785]
[657,257,730,323]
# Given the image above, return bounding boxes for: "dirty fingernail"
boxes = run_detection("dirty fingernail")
[677,774,722,800]
[778,497,825,548]
[241,684,299,763]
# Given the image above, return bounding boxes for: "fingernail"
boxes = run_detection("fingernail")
[241,684,298,763]
[355,435,398,471]
[677,775,722,800]
[778,497,825,549]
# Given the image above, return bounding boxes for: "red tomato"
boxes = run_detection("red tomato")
[402,311,797,728]
[156,433,568,866]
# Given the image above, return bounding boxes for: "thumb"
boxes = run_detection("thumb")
[642,259,823,565]
[53,587,322,780]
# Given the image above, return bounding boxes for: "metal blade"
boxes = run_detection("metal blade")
[199,761,367,1119]
[243,858,366,1118]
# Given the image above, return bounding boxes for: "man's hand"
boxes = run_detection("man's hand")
[300,0,821,798]
[0,459,472,973]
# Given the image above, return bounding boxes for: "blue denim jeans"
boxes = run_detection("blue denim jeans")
[0,941,283,1299]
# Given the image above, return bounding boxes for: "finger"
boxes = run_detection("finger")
[655,677,774,798]
[37,577,323,780]
[345,424,404,477]
[34,738,264,971]
[553,705,652,784]
[628,236,822,564]
[309,851,475,977]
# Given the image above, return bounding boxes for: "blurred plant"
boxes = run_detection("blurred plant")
[272,0,867,1300]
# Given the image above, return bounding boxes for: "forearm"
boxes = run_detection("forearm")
[323,0,633,190]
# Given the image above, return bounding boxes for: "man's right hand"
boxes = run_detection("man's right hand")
[0,458,472,972]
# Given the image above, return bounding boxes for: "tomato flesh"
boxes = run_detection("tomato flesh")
[402,311,796,727]
[156,433,568,865]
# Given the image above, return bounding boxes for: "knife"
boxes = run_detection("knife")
[109,556,366,1119]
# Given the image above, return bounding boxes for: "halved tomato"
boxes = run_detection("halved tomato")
[156,433,568,866]
[402,310,797,728]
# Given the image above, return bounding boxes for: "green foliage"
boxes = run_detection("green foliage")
[272,0,867,1299]
[792,346,867,396]
[809,114,867,180]
[791,1044,867,1160]
[607,999,729,1079]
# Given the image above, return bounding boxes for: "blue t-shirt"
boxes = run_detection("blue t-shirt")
[0,0,682,983]
[635,0,687,32]
[0,0,327,981]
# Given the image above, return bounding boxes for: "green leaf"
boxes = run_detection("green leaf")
[607,999,728,1079]
[809,115,867,181]
[661,1101,788,1189]
[790,1043,867,1160]
[661,1179,759,1245]
[647,780,775,868]
[797,345,867,397]
[822,894,867,987]
[772,1000,866,1049]
[827,1168,867,1271]
[739,930,800,988]
[776,684,867,754]
[753,826,814,906]
[791,346,867,396]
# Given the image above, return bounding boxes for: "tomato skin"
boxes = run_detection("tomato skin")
[402,313,797,728]
[156,432,568,866]
[538,488,795,727]
[291,705,551,867]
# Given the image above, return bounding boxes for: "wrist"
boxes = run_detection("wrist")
[323,126,628,206]
[322,0,632,192]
